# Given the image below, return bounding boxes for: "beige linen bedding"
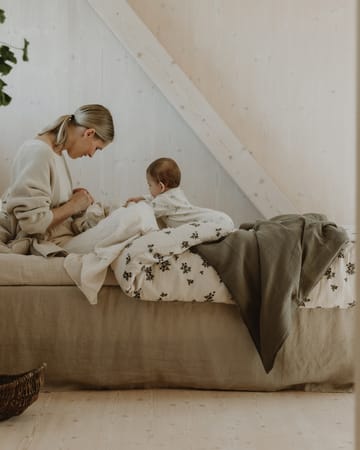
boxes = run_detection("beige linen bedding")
[0,251,355,391]
[0,283,354,391]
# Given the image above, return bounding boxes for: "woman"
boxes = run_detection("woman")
[0,104,114,255]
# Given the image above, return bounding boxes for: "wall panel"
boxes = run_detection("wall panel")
[129,0,356,228]
[0,0,260,227]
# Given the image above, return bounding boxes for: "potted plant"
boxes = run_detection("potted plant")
[0,8,29,106]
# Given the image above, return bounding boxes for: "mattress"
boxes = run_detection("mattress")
[0,285,354,391]
[0,240,355,309]
[0,242,355,391]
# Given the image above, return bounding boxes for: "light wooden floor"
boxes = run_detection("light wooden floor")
[0,389,354,450]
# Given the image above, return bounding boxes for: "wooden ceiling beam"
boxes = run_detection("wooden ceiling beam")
[88,0,297,217]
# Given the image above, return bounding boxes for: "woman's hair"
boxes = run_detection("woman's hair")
[38,104,114,147]
[146,157,181,188]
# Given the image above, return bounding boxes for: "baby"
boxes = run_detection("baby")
[125,157,235,230]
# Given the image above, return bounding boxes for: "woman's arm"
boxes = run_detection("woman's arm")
[49,189,93,229]
[6,142,93,235]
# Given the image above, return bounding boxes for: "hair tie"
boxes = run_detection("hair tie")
[69,114,75,121]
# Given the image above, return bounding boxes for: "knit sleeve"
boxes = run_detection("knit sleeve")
[6,144,55,235]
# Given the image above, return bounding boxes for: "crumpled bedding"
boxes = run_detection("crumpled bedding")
[111,221,234,303]
[0,242,355,309]
[1,198,355,376]
[192,213,349,373]
[63,202,234,304]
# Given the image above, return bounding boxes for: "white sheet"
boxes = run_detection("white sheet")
[64,202,234,304]
[63,203,159,303]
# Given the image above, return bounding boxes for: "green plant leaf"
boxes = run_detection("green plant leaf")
[0,58,13,76]
[22,39,29,61]
[0,45,17,76]
[0,8,29,106]
[0,83,11,106]
[0,46,17,64]
[0,93,12,106]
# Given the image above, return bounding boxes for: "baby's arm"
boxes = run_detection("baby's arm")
[150,195,175,218]
[124,196,146,207]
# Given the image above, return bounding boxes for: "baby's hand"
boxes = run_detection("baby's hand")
[124,196,145,207]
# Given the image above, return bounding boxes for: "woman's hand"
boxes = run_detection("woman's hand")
[73,187,95,203]
[48,189,94,230]
[70,188,94,214]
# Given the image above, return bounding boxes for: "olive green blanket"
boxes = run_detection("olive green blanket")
[193,214,349,373]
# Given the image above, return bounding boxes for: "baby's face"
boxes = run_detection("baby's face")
[147,175,164,197]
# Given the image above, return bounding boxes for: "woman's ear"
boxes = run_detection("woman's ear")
[84,128,96,138]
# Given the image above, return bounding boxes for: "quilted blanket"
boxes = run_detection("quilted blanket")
[112,221,233,302]
[64,202,234,304]
[192,213,349,373]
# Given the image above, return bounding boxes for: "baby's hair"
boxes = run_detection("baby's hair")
[146,157,181,188]
[38,104,114,148]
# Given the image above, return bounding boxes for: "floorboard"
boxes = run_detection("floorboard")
[0,390,354,450]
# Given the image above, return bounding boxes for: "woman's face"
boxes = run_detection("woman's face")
[66,127,107,159]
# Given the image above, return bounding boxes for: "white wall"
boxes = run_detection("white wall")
[0,0,356,229]
[129,0,357,230]
[0,0,260,227]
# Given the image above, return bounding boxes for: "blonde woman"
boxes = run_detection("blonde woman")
[0,104,114,255]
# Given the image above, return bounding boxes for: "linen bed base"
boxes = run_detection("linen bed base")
[0,282,354,392]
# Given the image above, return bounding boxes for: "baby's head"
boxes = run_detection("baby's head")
[146,157,181,197]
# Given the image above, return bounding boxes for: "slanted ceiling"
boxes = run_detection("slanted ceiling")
[88,0,297,218]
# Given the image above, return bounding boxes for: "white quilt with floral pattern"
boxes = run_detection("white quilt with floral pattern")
[297,240,355,309]
[111,232,355,309]
[111,221,234,304]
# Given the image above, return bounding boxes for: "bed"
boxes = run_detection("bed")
[0,213,355,392]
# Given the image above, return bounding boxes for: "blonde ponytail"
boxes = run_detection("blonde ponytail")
[38,104,114,147]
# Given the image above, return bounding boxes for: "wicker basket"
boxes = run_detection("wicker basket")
[0,363,46,421]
